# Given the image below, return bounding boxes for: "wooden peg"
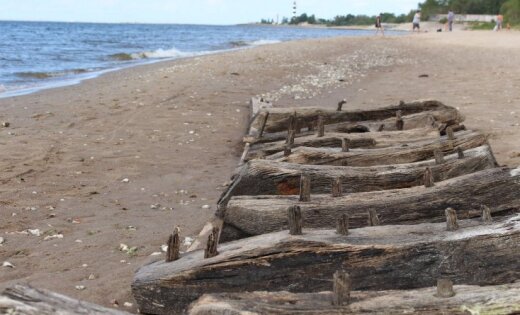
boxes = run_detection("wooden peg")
[299,174,311,202]
[286,129,295,145]
[445,208,459,231]
[331,178,343,197]
[396,110,404,131]
[377,124,385,132]
[399,100,405,106]
[436,278,455,298]
[204,227,220,259]
[457,147,465,159]
[332,270,351,306]
[287,205,303,235]
[446,126,455,140]
[481,205,493,223]
[337,99,347,111]
[283,145,292,157]
[424,167,435,188]
[165,227,181,262]
[288,112,297,132]
[341,138,350,152]
[434,149,444,164]
[336,214,349,235]
[257,111,269,139]
[368,209,380,226]
[317,116,325,138]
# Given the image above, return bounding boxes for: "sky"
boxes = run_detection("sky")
[0,0,421,25]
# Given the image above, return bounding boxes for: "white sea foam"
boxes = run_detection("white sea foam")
[511,167,520,177]
[249,39,282,46]
[135,47,190,59]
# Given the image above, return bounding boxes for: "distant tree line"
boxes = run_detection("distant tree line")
[259,0,520,26]
[420,0,520,24]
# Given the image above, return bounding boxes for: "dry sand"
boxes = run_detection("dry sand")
[1,30,519,312]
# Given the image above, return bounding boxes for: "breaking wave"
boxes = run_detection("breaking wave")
[228,39,281,48]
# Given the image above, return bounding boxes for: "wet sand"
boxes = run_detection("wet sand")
[1,30,519,312]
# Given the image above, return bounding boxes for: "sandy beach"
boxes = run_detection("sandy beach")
[1,30,520,312]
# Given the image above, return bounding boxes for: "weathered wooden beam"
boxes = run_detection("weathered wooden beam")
[333,271,351,306]
[204,227,220,259]
[217,145,496,212]
[246,128,441,160]
[0,285,131,315]
[336,214,349,235]
[423,167,435,188]
[288,205,303,235]
[187,283,520,315]
[222,167,520,238]
[132,215,520,315]
[248,100,460,134]
[445,208,459,231]
[317,115,325,137]
[299,174,311,202]
[273,131,486,167]
[331,178,343,197]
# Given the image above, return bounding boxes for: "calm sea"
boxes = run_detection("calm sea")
[0,21,392,98]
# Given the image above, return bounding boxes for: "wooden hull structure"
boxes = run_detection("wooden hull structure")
[132,99,520,315]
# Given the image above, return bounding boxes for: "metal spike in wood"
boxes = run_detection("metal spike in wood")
[286,129,295,145]
[317,116,325,138]
[446,126,455,140]
[165,227,181,262]
[445,208,459,231]
[331,178,343,197]
[299,174,311,202]
[457,147,465,159]
[436,278,455,298]
[283,145,292,157]
[368,209,380,226]
[424,167,435,188]
[341,138,350,152]
[332,270,351,306]
[481,205,493,224]
[204,227,220,259]
[336,214,349,235]
[337,99,347,111]
[287,205,303,235]
[434,149,445,164]
[396,110,404,131]
[258,111,269,139]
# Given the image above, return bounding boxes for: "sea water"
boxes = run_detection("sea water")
[0,21,396,98]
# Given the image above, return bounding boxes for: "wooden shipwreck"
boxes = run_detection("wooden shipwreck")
[132,98,520,315]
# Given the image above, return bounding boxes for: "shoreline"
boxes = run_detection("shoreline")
[1,32,520,312]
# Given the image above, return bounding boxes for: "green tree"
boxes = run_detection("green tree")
[501,0,520,24]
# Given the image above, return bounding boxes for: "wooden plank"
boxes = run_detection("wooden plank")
[246,108,461,146]
[188,283,520,315]
[246,128,441,160]
[0,285,131,315]
[249,100,460,134]
[217,145,496,211]
[272,130,487,166]
[132,215,520,315]
[223,167,520,238]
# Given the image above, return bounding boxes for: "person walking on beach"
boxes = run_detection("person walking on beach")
[375,13,384,36]
[447,10,455,31]
[496,14,503,31]
[412,11,421,32]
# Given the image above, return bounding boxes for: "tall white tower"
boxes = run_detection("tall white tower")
[293,1,297,18]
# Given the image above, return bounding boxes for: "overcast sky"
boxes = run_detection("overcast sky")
[0,0,421,24]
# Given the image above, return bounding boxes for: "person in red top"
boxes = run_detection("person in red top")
[496,14,504,31]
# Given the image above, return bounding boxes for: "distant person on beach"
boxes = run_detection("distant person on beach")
[496,14,503,31]
[413,11,421,32]
[447,10,455,31]
[375,13,384,36]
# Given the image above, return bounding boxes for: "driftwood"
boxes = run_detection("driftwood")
[132,215,520,315]
[246,128,442,160]
[223,167,520,238]
[248,108,460,145]
[274,130,487,166]
[188,283,520,315]
[0,285,130,315]
[249,100,460,134]
[217,145,496,211]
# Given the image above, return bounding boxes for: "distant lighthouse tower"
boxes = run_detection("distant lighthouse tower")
[293,1,297,18]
